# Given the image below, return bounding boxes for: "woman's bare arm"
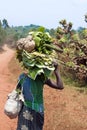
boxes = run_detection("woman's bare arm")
[45,62,64,90]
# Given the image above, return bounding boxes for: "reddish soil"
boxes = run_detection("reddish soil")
[0,45,87,130]
[0,45,17,130]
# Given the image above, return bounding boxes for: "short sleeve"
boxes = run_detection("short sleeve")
[18,73,25,82]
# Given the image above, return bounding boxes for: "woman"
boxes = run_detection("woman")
[16,62,64,130]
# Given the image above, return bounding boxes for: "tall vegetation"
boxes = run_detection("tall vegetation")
[2,19,9,29]
[54,19,87,85]
[85,13,87,23]
[0,20,7,45]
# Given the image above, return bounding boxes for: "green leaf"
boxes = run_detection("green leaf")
[28,67,44,80]
[33,36,41,47]
[43,68,52,77]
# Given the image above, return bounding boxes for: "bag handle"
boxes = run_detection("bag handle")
[16,75,26,94]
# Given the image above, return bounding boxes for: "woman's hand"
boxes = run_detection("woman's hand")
[52,62,58,73]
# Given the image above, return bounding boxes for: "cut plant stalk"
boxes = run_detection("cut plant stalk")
[43,44,63,53]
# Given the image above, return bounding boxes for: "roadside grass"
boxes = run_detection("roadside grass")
[62,75,87,94]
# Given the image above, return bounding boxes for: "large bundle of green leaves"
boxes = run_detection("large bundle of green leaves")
[22,50,55,80]
[16,31,61,80]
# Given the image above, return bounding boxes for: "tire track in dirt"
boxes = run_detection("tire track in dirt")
[0,45,17,130]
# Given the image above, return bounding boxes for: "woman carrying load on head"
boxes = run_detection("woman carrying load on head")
[16,31,64,130]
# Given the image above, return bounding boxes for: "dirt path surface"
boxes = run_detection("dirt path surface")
[0,45,87,130]
[0,45,17,130]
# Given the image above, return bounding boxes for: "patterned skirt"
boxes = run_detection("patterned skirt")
[16,105,44,130]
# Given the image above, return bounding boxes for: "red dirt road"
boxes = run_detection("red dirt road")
[0,45,87,130]
[0,45,17,130]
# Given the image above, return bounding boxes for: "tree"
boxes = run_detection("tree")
[85,13,87,23]
[49,28,56,37]
[0,20,2,28]
[2,19,9,29]
[59,19,73,34]
[0,20,6,44]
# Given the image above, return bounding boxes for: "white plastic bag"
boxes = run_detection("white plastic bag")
[4,89,23,119]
